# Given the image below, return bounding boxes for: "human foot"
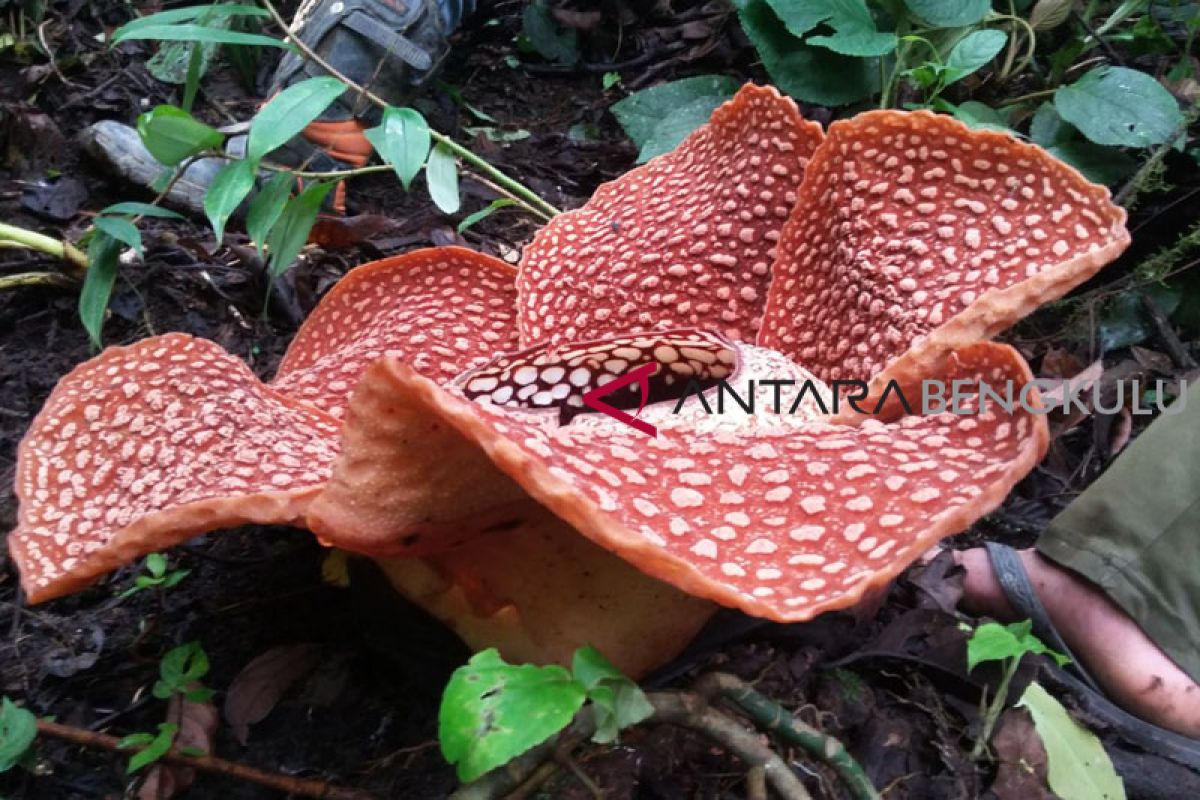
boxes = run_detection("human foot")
[952,546,1200,738]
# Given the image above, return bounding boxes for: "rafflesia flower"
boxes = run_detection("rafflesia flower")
[9,85,1129,676]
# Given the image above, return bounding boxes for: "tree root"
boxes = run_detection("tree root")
[36,719,373,799]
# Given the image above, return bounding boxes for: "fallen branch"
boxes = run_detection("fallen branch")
[0,271,78,291]
[36,719,373,800]
[695,672,882,800]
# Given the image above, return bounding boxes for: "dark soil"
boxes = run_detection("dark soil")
[2,1,1199,798]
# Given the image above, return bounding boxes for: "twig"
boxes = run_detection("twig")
[1114,114,1196,209]
[0,271,78,292]
[257,0,559,222]
[37,20,73,86]
[1141,292,1198,369]
[36,719,373,800]
[694,673,881,800]
[0,223,87,271]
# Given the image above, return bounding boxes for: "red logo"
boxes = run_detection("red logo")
[582,362,658,437]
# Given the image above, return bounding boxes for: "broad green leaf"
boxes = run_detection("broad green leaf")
[246,172,294,255]
[246,77,346,162]
[100,202,185,219]
[942,29,1007,85]
[155,642,211,699]
[1018,683,1126,800]
[426,143,460,215]
[364,106,431,191]
[1096,285,1181,351]
[439,649,587,783]
[93,217,144,259]
[111,24,286,48]
[766,0,896,57]
[111,4,268,41]
[967,620,1069,672]
[204,158,256,242]
[635,95,730,162]
[1047,141,1138,185]
[266,181,336,277]
[1030,102,1073,148]
[521,0,578,64]
[571,646,653,744]
[0,698,37,772]
[137,105,224,166]
[1029,0,1073,30]
[947,100,1012,131]
[902,0,991,27]
[126,723,178,773]
[80,231,122,348]
[146,553,167,578]
[736,0,879,106]
[1055,66,1184,147]
[457,198,517,234]
[610,75,739,149]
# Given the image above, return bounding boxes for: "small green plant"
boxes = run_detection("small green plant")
[0,697,37,773]
[153,641,216,703]
[117,722,180,773]
[439,645,653,783]
[965,618,1067,759]
[119,552,191,599]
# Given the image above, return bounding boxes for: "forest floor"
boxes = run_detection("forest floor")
[1,1,1199,798]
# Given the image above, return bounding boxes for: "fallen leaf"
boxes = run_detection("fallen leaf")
[1018,682,1126,800]
[307,215,397,250]
[1040,347,1085,379]
[1129,346,1173,374]
[138,692,218,799]
[224,644,321,745]
[989,707,1054,800]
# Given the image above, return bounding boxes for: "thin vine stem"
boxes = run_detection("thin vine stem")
[0,223,88,270]
[258,0,559,221]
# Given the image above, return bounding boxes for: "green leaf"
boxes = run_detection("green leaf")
[426,143,460,215]
[204,158,256,242]
[136,105,224,167]
[100,202,185,219]
[1055,66,1185,147]
[1030,102,1073,148]
[1018,683,1126,800]
[967,620,1069,672]
[634,95,730,162]
[112,24,286,48]
[439,649,587,783]
[266,181,335,277]
[146,553,167,578]
[0,698,37,773]
[126,723,178,774]
[247,76,346,162]
[736,0,879,106]
[1029,0,1073,30]
[111,4,268,41]
[902,0,991,27]
[80,231,122,348]
[571,646,653,744]
[602,71,620,90]
[942,29,1007,85]
[116,732,155,749]
[521,0,578,64]
[155,642,211,699]
[1047,141,1138,185]
[246,172,294,255]
[93,217,144,259]
[765,0,897,57]
[364,106,431,191]
[610,75,739,149]
[457,199,517,234]
[947,100,1012,131]
[1096,284,1181,351]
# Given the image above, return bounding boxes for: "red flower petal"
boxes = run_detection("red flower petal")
[517,84,824,348]
[11,334,341,603]
[273,247,519,417]
[315,334,1047,621]
[759,110,1129,389]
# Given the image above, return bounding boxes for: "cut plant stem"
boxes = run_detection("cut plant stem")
[0,223,88,271]
[257,0,560,222]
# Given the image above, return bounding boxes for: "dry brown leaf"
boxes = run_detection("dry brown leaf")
[223,644,321,745]
[988,707,1054,799]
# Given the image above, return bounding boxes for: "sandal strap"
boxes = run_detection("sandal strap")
[983,541,1102,693]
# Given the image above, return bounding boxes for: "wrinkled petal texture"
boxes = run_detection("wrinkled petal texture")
[273,247,519,417]
[759,110,1129,386]
[344,341,1048,621]
[518,84,824,349]
[11,334,341,602]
